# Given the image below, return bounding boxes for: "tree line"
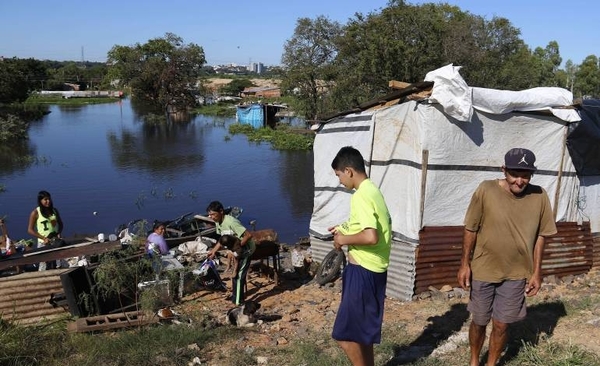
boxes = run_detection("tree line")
[281,1,600,119]
[2,0,600,129]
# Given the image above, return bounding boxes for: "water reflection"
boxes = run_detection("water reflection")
[108,121,205,175]
[0,100,315,244]
[0,140,37,177]
[56,105,85,114]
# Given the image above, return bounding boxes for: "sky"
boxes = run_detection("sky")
[0,0,597,67]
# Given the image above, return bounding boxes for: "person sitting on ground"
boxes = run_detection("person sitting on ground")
[146,221,169,256]
[1,218,12,253]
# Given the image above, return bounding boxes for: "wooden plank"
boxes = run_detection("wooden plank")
[0,241,121,271]
[389,80,411,90]
[22,241,95,257]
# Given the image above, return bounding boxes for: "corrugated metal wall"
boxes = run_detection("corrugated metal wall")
[312,221,595,301]
[543,222,593,276]
[416,222,594,294]
[386,240,417,301]
[0,269,70,325]
[415,226,463,295]
[593,234,600,268]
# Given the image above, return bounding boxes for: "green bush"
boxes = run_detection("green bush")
[228,123,314,150]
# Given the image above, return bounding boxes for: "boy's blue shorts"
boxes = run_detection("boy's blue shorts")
[332,263,387,344]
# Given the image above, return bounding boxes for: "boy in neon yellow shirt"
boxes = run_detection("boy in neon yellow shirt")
[328,146,392,366]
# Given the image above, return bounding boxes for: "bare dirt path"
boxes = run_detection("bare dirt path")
[176,263,600,365]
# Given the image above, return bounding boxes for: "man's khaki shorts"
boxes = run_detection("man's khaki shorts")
[468,279,527,325]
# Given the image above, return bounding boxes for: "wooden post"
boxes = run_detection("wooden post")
[553,127,568,220]
[420,150,429,228]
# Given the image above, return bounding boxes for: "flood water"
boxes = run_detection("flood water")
[0,99,314,245]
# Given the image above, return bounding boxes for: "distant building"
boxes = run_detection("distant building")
[247,62,264,74]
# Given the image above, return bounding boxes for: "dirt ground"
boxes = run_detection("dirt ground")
[174,254,600,365]
[204,78,281,91]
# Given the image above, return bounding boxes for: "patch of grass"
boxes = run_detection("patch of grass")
[259,332,348,366]
[25,94,122,106]
[192,103,237,117]
[509,340,600,366]
[228,123,314,150]
[563,294,599,313]
[0,314,226,366]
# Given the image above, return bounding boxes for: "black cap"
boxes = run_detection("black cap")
[504,148,537,171]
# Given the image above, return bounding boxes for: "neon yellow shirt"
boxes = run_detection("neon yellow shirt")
[36,207,59,244]
[216,214,256,256]
[337,179,391,273]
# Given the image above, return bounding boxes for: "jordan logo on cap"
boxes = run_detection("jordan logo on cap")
[518,154,528,166]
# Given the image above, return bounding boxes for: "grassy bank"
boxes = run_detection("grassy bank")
[228,123,314,150]
[192,103,237,117]
[25,94,123,106]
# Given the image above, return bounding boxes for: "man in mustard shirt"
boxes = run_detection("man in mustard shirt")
[328,146,392,366]
[458,148,557,366]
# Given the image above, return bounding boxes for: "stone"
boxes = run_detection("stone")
[417,292,431,300]
[586,318,600,327]
[544,275,558,284]
[439,284,453,292]
[277,337,289,345]
[562,275,574,284]
[256,356,268,364]
[452,287,468,299]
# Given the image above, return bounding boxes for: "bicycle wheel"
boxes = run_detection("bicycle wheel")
[315,249,346,285]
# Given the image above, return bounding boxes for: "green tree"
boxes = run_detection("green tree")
[107,33,206,113]
[281,16,342,120]
[563,59,578,93]
[530,41,562,87]
[0,58,49,142]
[221,78,255,96]
[574,55,600,98]
[327,1,537,112]
[0,59,30,103]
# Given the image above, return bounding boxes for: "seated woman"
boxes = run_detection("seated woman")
[146,222,169,256]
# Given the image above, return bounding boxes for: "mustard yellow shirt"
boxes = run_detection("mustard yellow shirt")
[464,180,557,282]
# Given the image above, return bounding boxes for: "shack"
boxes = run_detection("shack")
[308,64,600,301]
[236,103,287,129]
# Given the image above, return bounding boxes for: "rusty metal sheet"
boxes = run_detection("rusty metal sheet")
[415,222,594,294]
[593,235,600,268]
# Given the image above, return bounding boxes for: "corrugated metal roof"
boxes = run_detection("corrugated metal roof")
[0,269,71,325]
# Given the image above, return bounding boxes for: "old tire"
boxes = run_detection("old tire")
[315,249,346,285]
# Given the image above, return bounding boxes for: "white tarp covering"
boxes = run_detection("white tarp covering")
[310,112,375,239]
[310,101,589,243]
[425,64,581,123]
